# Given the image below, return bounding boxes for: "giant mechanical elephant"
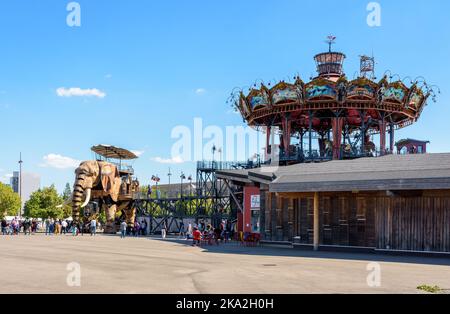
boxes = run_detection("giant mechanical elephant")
[72,160,139,234]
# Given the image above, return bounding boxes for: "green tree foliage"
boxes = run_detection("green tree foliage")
[63,183,72,201]
[24,185,65,219]
[0,183,21,218]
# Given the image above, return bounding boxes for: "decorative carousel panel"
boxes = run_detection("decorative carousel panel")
[406,86,424,110]
[407,92,423,110]
[383,82,408,103]
[247,88,269,110]
[305,82,336,100]
[347,79,376,100]
[270,82,299,105]
[239,94,251,116]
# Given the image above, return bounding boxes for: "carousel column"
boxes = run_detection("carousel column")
[283,114,292,158]
[266,126,271,160]
[389,123,395,154]
[360,110,366,156]
[332,116,343,160]
[308,111,313,158]
[379,120,387,156]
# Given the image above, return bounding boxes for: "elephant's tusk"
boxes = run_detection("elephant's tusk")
[80,189,91,208]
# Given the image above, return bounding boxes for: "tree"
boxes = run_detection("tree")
[63,183,72,201]
[0,183,21,218]
[24,185,65,219]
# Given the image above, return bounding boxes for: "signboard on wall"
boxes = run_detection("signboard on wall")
[251,195,260,209]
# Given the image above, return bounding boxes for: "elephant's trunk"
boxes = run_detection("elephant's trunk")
[72,177,87,222]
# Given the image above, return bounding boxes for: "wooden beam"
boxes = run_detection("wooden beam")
[223,179,244,213]
[314,192,320,251]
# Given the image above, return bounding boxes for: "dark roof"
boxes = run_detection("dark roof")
[216,169,252,183]
[218,153,450,193]
[395,138,430,146]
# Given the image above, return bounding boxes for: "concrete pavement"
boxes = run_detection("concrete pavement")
[0,234,449,294]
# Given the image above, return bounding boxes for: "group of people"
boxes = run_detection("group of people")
[1,217,40,235]
[1,216,238,245]
[188,220,235,247]
[119,219,148,238]
[44,218,75,235]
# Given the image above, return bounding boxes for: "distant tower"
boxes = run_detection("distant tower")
[314,35,346,81]
[360,55,375,79]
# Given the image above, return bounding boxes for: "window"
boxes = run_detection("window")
[417,145,423,154]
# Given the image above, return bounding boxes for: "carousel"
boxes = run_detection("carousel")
[230,36,439,164]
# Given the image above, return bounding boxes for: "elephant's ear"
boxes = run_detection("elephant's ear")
[100,163,121,202]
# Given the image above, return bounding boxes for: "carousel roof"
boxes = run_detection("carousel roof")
[91,145,138,160]
[231,47,437,131]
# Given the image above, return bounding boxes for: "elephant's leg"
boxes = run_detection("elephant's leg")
[123,204,136,227]
[104,204,117,234]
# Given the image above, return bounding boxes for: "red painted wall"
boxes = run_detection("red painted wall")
[243,186,261,233]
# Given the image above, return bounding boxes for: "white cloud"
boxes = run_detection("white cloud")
[105,74,113,79]
[56,87,106,98]
[40,154,81,169]
[195,88,206,95]
[131,150,145,157]
[152,156,184,164]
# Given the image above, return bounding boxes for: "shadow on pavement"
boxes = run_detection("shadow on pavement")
[147,236,450,267]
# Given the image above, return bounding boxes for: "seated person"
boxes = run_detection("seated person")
[192,228,202,246]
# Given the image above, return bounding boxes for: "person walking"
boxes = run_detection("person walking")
[54,220,60,235]
[72,223,78,236]
[161,220,167,239]
[134,221,140,237]
[187,222,193,240]
[140,220,147,236]
[61,220,68,235]
[120,221,127,239]
[90,219,97,236]
[1,219,7,235]
[23,218,31,235]
[179,221,185,239]
[45,218,50,235]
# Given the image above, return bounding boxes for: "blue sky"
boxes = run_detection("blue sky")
[1,0,449,192]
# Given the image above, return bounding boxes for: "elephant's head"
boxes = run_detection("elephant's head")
[72,160,121,221]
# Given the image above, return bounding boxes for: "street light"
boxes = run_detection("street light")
[212,144,217,159]
[217,148,222,168]
[151,175,160,199]
[167,168,172,198]
[18,153,23,219]
[188,175,193,196]
[180,172,186,198]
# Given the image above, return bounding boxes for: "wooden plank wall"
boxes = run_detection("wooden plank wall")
[377,195,450,252]
[271,191,450,252]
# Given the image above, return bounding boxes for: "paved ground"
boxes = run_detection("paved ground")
[0,234,449,294]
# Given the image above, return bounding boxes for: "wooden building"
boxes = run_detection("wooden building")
[396,138,430,155]
[217,153,450,254]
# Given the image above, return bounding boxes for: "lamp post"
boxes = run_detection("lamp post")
[212,145,217,167]
[188,175,193,196]
[217,148,222,169]
[188,175,193,214]
[18,153,23,219]
[180,172,186,198]
[151,175,160,199]
[167,168,172,198]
